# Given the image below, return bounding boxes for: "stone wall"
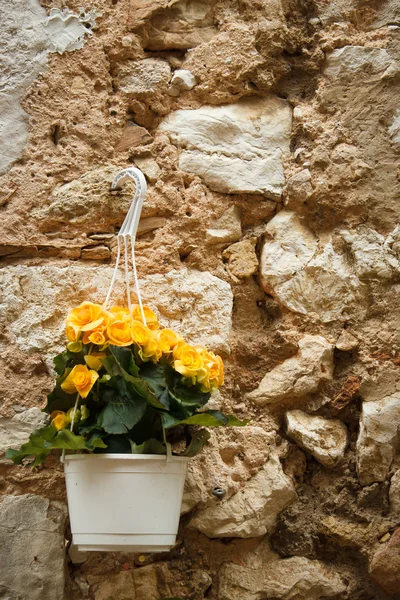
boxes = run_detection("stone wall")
[1,1,400,599]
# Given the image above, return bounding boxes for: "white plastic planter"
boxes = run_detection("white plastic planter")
[64,454,189,552]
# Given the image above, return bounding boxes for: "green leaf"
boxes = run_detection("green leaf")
[101,355,121,378]
[51,429,87,450]
[139,363,170,409]
[163,410,249,429]
[87,437,108,450]
[109,345,139,377]
[53,347,88,376]
[181,429,211,457]
[98,377,147,434]
[130,438,166,455]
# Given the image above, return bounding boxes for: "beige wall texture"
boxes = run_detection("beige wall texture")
[1,1,400,599]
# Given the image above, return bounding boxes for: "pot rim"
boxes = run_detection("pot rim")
[63,453,190,462]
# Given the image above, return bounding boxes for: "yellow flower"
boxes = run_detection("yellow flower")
[173,343,203,378]
[84,352,106,371]
[107,320,133,346]
[139,336,162,363]
[198,347,224,388]
[109,306,131,321]
[132,305,159,330]
[50,410,70,431]
[157,328,182,354]
[131,320,151,347]
[66,325,81,343]
[87,331,107,346]
[61,364,99,398]
[66,302,106,335]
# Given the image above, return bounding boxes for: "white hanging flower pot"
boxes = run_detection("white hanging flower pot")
[64,453,189,552]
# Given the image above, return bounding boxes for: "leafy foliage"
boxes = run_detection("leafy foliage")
[7,342,247,465]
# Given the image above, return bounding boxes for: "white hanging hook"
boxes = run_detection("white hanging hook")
[103,167,148,325]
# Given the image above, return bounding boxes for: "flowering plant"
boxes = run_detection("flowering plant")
[7,301,245,466]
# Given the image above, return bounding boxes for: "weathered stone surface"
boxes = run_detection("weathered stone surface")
[114,124,153,151]
[248,335,334,406]
[0,494,67,600]
[370,528,400,596]
[356,393,400,485]
[0,264,232,358]
[388,108,400,144]
[260,211,366,322]
[389,470,400,517]
[159,96,292,199]
[335,330,359,352]
[81,245,111,260]
[182,427,273,514]
[169,68,197,96]
[222,239,258,279]
[136,0,217,51]
[0,408,49,456]
[219,556,346,600]
[117,58,171,95]
[206,205,242,245]
[285,410,347,467]
[342,225,400,281]
[324,47,397,82]
[133,157,161,183]
[0,2,95,174]
[32,165,134,233]
[189,452,296,538]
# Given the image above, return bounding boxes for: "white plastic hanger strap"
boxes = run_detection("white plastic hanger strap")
[103,167,148,325]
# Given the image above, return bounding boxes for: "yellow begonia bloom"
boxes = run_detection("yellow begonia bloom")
[61,365,99,398]
[131,320,151,346]
[66,302,106,335]
[132,305,159,330]
[198,348,224,388]
[66,325,80,343]
[107,320,133,346]
[157,328,182,354]
[109,306,131,321]
[84,352,106,371]
[173,343,203,378]
[139,336,162,363]
[50,411,70,431]
[87,331,106,346]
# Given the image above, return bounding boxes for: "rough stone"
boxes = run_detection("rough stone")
[285,169,313,205]
[324,47,397,82]
[356,392,400,485]
[117,58,171,95]
[0,408,49,456]
[32,165,134,233]
[206,205,242,245]
[219,556,346,600]
[189,452,296,538]
[169,69,197,96]
[159,96,292,199]
[132,157,161,183]
[0,264,232,360]
[114,124,153,151]
[370,528,400,596]
[222,239,258,279]
[342,226,400,281]
[248,335,334,406]
[285,410,348,467]
[389,470,400,516]
[137,216,167,235]
[0,494,67,600]
[260,211,367,322]
[335,330,359,352]
[388,108,400,144]
[182,427,273,514]
[0,2,95,175]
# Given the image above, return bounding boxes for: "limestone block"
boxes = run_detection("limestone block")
[388,109,400,144]
[133,157,161,183]
[248,335,334,406]
[117,58,171,95]
[356,393,400,485]
[159,96,292,199]
[0,408,49,456]
[33,165,134,232]
[0,265,232,360]
[0,494,67,600]
[206,205,242,245]
[182,427,272,514]
[219,556,346,600]
[285,169,313,204]
[0,2,96,175]
[139,0,217,51]
[324,47,397,83]
[370,528,400,596]
[260,211,366,322]
[285,410,348,467]
[222,239,258,279]
[335,330,359,351]
[342,226,400,280]
[389,470,400,517]
[188,452,296,538]
[169,69,197,96]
